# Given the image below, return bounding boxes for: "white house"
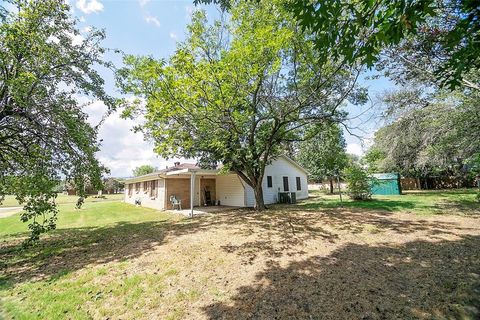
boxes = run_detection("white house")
[124,155,308,214]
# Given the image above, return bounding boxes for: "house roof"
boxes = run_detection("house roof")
[124,163,216,183]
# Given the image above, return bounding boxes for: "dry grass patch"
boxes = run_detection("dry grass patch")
[1,196,480,319]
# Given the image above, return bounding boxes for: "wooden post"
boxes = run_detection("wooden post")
[337,174,343,207]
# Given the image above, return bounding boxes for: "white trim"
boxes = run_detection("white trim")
[190,172,196,218]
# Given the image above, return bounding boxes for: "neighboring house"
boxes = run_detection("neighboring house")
[124,155,308,213]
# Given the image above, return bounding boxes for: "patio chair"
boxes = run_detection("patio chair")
[170,195,182,210]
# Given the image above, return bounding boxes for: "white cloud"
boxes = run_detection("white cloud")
[76,0,103,14]
[138,0,151,7]
[81,26,92,34]
[145,14,160,27]
[169,32,178,40]
[83,99,108,126]
[346,143,364,156]
[83,98,187,177]
[66,31,84,46]
[79,16,86,22]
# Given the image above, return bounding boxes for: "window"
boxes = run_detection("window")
[296,177,301,191]
[128,184,133,196]
[143,181,149,193]
[150,180,157,198]
[267,176,273,188]
[135,182,140,193]
[283,176,289,191]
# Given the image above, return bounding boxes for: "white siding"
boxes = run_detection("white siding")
[240,157,309,207]
[261,157,309,205]
[215,174,245,207]
[245,185,255,207]
[123,156,308,209]
[157,179,165,208]
[124,179,165,210]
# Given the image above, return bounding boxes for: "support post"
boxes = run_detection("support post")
[190,171,196,218]
[337,172,343,207]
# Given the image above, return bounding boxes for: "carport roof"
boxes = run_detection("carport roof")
[124,166,220,183]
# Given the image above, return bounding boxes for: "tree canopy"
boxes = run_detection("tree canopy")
[367,83,480,177]
[132,165,157,177]
[361,0,479,181]
[117,0,366,209]
[376,0,480,90]
[197,0,479,89]
[296,123,348,192]
[0,0,115,243]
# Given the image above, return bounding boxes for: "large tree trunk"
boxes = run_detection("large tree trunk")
[253,184,267,210]
[329,178,334,194]
[235,170,267,211]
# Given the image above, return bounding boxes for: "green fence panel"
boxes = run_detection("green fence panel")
[370,173,402,195]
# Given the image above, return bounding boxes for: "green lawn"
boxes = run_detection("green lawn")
[301,188,480,215]
[0,193,124,207]
[0,201,183,319]
[0,190,479,319]
[0,199,176,239]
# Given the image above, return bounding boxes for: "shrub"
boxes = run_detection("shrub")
[344,165,372,200]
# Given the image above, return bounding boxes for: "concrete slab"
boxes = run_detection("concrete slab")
[167,205,240,217]
[0,207,22,218]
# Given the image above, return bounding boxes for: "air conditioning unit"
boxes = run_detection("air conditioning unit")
[290,192,296,204]
[278,192,296,204]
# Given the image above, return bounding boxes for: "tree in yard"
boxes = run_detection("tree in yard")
[344,164,373,200]
[296,123,348,193]
[368,84,480,180]
[103,177,125,194]
[117,1,366,210]
[0,0,115,243]
[366,0,480,184]
[363,147,386,173]
[132,165,157,177]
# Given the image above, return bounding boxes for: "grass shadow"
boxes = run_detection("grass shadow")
[299,198,417,212]
[1,200,477,290]
[436,199,480,217]
[204,235,480,319]
[301,189,480,216]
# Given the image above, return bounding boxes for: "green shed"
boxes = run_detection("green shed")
[371,173,402,195]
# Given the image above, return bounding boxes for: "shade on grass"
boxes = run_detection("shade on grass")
[0,190,479,319]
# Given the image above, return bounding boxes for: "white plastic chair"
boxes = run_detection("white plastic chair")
[170,195,182,210]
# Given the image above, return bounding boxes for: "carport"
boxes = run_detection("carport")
[164,168,219,217]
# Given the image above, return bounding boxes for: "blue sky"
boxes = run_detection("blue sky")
[70,0,395,177]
